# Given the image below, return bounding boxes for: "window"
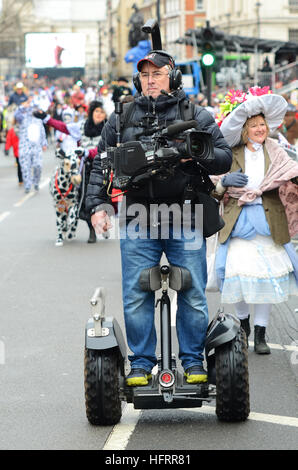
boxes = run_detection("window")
[289,29,298,42]
[166,0,180,13]
[167,18,180,43]
[289,0,298,10]
[196,0,204,10]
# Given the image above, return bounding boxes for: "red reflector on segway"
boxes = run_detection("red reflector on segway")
[159,370,175,388]
[161,373,172,384]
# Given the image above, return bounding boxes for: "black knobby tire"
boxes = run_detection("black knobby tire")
[215,328,250,422]
[84,348,122,425]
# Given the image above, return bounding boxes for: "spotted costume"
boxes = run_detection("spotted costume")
[14,104,47,192]
[49,150,82,246]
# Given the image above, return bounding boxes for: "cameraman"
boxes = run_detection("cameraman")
[86,51,232,386]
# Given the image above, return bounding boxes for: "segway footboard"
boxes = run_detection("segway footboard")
[126,370,212,410]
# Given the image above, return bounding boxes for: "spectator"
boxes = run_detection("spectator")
[112,77,132,103]
[70,84,85,108]
[8,82,28,107]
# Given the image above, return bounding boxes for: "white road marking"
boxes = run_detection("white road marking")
[190,406,298,428]
[13,178,50,208]
[248,341,298,352]
[0,211,10,223]
[103,404,141,450]
[13,191,35,207]
[285,343,298,352]
[103,402,298,450]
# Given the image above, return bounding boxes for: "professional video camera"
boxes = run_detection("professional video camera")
[99,104,214,191]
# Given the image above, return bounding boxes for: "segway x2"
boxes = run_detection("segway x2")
[84,264,250,425]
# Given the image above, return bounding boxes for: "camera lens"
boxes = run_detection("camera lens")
[190,133,205,159]
[188,131,213,161]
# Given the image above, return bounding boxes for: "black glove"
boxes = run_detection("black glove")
[33,110,47,120]
[4,149,9,156]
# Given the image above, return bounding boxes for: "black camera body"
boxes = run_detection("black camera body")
[100,120,214,191]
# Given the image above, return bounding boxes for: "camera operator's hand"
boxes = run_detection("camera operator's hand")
[221,169,248,187]
[91,210,112,234]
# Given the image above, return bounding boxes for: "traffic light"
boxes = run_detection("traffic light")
[214,29,225,52]
[175,29,201,48]
[201,26,216,68]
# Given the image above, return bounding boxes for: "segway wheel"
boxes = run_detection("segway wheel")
[215,328,250,422]
[84,348,122,425]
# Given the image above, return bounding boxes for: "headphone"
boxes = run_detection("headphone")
[133,50,182,94]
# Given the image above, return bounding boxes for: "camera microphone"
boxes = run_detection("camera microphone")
[165,120,198,137]
[161,89,174,98]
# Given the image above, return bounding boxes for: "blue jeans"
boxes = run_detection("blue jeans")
[120,225,209,372]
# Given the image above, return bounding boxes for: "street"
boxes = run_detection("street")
[0,144,297,451]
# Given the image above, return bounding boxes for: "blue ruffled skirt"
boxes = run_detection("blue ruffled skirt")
[216,204,298,304]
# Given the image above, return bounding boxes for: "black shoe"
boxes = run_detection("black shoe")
[254,325,271,354]
[87,226,96,243]
[240,316,251,347]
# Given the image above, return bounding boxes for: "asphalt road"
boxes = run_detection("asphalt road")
[0,144,297,452]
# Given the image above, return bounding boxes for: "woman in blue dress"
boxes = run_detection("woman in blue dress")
[214,88,298,354]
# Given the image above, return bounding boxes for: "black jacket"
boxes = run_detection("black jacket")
[85,90,232,214]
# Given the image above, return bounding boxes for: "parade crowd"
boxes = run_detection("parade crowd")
[0,76,134,190]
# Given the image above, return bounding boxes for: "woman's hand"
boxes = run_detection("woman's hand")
[221,169,248,187]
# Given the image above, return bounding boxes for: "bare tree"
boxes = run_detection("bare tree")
[0,0,32,35]
[0,0,33,74]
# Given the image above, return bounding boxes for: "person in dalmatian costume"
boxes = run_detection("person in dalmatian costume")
[14,94,47,193]
[34,101,107,243]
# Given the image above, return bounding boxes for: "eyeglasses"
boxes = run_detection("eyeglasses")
[140,72,169,80]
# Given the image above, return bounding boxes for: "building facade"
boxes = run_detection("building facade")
[206,0,298,41]
[0,0,297,82]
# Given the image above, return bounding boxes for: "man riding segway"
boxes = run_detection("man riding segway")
[85,19,232,387]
